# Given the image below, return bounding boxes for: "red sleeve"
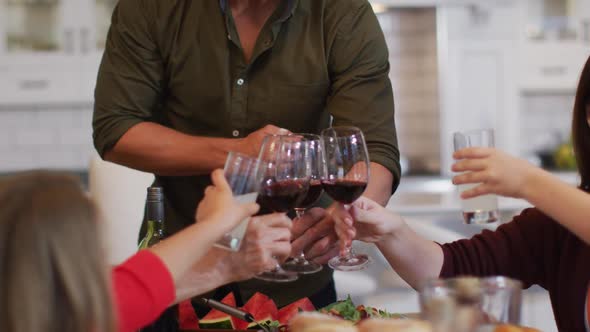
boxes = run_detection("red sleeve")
[439,208,559,289]
[112,250,175,332]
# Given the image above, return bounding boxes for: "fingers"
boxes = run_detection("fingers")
[252,213,292,229]
[305,233,339,260]
[453,147,494,160]
[311,246,339,265]
[238,203,260,220]
[451,159,488,173]
[291,214,334,254]
[272,241,293,263]
[262,124,291,135]
[352,196,379,211]
[460,183,492,199]
[210,169,230,192]
[452,171,488,185]
[291,207,327,238]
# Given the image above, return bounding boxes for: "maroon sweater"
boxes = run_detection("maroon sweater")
[440,208,590,331]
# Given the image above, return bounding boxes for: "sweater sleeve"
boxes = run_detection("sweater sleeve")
[112,250,176,332]
[439,208,557,289]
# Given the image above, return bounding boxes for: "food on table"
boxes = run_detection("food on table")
[178,299,200,330]
[318,296,403,323]
[198,292,238,329]
[234,292,279,330]
[357,318,432,332]
[493,324,540,332]
[289,312,356,332]
[278,298,316,325]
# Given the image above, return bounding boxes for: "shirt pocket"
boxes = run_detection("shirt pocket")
[249,82,330,132]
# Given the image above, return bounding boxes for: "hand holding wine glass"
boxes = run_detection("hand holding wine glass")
[281,134,324,274]
[321,126,371,271]
[255,134,311,282]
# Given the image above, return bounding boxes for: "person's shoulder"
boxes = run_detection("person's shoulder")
[115,0,187,20]
[302,0,373,36]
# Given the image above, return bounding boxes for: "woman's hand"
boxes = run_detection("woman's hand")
[334,196,403,247]
[227,213,293,280]
[452,147,538,199]
[196,169,259,235]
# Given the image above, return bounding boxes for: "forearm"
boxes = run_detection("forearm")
[105,122,237,176]
[364,162,394,206]
[376,222,444,289]
[148,222,228,282]
[172,248,236,303]
[524,168,590,244]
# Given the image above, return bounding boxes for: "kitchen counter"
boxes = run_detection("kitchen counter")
[388,171,579,216]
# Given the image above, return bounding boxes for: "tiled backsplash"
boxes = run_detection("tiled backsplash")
[379,8,440,174]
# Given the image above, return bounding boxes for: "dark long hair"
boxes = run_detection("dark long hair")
[572,55,590,190]
[0,171,114,332]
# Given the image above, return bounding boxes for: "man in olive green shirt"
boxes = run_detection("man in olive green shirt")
[93,0,400,312]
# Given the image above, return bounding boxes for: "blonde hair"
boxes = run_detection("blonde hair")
[0,171,114,332]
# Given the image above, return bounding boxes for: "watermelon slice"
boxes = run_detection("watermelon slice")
[178,300,200,330]
[199,293,237,329]
[278,297,315,325]
[233,292,279,330]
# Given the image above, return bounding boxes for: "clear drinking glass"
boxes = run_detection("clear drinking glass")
[453,129,500,224]
[255,135,310,282]
[214,151,261,252]
[419,276,522,332]
[282,133,324,274]
[321,126,371,271]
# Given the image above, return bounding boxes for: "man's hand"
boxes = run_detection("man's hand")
[290,205,352,264]
[236,125,290,157]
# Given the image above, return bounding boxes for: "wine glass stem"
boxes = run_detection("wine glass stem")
[342,244,354,259]
[292,208,307,263]
[294,208,305,219]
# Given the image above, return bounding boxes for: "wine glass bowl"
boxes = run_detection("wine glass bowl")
[281,133,324,275]
[321,126,371,271]
[254,134,311,282]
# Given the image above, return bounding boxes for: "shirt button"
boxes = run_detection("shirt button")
[232,130,240,137]
[236,78,245,86]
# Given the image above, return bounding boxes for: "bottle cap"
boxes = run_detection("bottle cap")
[147,186,163,202]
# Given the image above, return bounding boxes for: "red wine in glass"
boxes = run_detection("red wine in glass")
[321,180,367,204]
[257,178,309,213]
[321,126,371,272]
[297,180,324,209]
[281,134,325,275]
[254,134,311,282]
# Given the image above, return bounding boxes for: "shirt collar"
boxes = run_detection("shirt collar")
[219,0,298,22]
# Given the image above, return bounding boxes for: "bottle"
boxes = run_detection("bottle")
[138,187,165,249]
[137,187,178,332]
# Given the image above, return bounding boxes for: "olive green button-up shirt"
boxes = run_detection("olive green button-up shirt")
[93,0,400,306]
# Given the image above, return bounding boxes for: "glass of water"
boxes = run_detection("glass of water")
[214,151,261,252]
[453,129,499,224]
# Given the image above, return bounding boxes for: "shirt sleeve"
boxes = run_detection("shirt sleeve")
[112,250,175,332]
[93,0,164,157]
[325,0,401,193]
[439,208,558,289]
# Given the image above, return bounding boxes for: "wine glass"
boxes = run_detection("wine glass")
[281,133,324,274]
[255,135,310,282]
[321,126,371,271]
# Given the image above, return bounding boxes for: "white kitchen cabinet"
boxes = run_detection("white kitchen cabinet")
[0,0,116,105]
[519,41,590,92]
[437,4,521,175]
